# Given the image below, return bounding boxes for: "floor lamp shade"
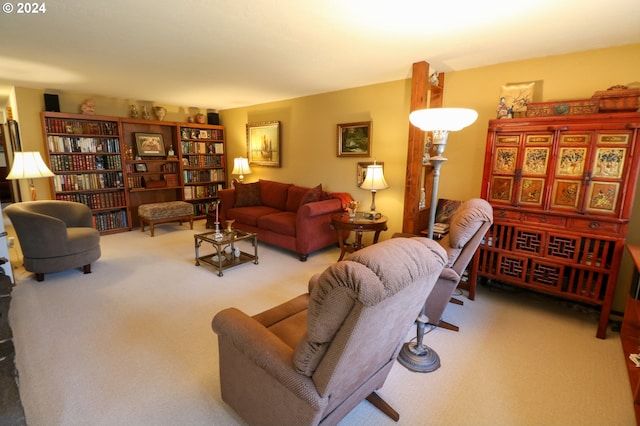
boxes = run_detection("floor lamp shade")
[7,151,54,201]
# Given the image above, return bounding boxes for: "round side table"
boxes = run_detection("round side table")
[331,212,388,261]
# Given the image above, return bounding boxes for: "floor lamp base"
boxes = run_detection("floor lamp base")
[397,342,441,373]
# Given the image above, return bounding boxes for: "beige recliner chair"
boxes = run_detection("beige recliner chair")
[212,237,447,425]
[394,198,493,372]
[5,201,101,281]
[424,198,493,331]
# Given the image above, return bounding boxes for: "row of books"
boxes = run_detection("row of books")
[183,169,225,183]
[47,136,121,153]
[181,141,224,154]
[124,162,177,174]
[45,119,119,136]
[185,154,224,167]
[53,172,124,192]
[50,153,122,172]
[92,210,129,232]
[180,128,223,140]
[55,190,127,210]
[184,184,223,200]
[191,201,219,216]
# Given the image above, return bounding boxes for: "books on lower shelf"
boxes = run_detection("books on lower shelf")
[433,222,450,234]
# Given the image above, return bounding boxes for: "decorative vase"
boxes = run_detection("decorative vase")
[154,106,167,121]
[130,105,139,118]
[141,105,151,120]
[195,113,206,124]
[225,219,235,233]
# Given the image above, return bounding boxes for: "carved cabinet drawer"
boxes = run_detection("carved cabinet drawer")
[494,209,521,221]
[569,218,621,235]
[523,213,566,227]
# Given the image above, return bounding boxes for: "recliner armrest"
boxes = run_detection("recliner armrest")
[212,307,321,407]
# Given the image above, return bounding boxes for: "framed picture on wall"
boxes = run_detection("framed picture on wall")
[135,133,165,157]
[337,121,371,157]
[247,121,281,167]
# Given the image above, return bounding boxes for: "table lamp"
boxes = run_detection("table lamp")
[231,157,252,183]
[359,160,388,213]
[7,151,54,201]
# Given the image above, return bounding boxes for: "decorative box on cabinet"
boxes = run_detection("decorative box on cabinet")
[41,112,130,234]
[179,124,226,218]
[472,112,640,339]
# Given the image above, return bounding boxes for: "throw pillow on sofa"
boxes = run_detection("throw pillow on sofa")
[300,184,323,205]
[286,184,323,211]
[234,182,261,207]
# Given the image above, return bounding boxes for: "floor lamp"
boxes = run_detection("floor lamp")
[6,151,54,201]
[398,107,478,373]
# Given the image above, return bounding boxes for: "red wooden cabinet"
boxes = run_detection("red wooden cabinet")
[472,112,640,338]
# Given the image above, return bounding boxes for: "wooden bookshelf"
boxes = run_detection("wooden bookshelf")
[179,123,226,218]
[41,112,130,234]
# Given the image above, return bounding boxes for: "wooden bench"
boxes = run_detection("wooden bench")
[138,201,194,237]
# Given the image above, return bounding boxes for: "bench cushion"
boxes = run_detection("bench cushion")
[138,201,193,219]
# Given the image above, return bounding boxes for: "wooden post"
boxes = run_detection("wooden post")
[402,61,444,234]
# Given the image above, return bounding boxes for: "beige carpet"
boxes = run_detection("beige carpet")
[6,219,636,426]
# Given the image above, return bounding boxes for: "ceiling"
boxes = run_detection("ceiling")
[0,0,638,110]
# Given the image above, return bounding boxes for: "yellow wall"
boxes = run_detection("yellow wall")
[8,43,640,312]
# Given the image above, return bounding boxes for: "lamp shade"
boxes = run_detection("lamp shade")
[231,157,252,176]
[409,107,478,131]
[7,151,54,180]
[360,164,389,191]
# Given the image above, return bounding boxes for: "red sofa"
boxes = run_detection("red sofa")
[218,179,352,261]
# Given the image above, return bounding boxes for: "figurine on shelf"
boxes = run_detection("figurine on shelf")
[167,145,175,157]
[141,105,151,120]
[130,105,139,118]
[80,99,95,115]
[154,106,167,121]
[497,97,509,119]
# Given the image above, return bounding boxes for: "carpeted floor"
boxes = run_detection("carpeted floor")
[4,219,637,425]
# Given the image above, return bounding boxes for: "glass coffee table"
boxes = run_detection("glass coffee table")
[194,229,258,276]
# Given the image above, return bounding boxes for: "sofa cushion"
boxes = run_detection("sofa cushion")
[257,211,296,237]
[286,185,311,212]
[226,206,281,226]
[300,184,323,206]
[285,184,323,212]
[234,181,261,207]
[259,179,291,210]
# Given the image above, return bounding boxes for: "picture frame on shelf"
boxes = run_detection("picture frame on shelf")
[135,133,165,157]
[356,161,384,186]
[135,163,147,172]
[338,121,371,157]
[246,121,281,167]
